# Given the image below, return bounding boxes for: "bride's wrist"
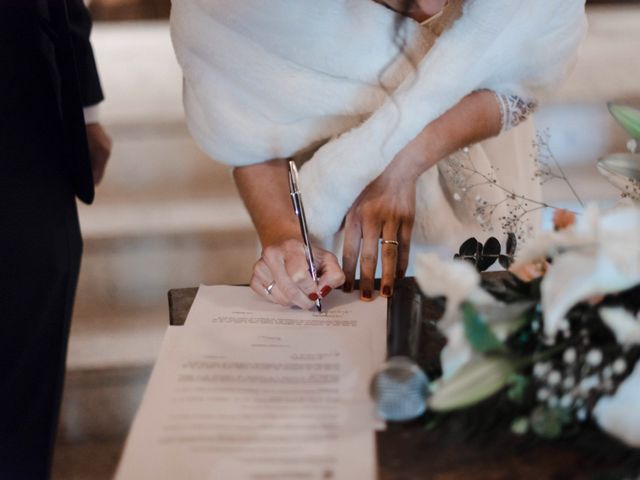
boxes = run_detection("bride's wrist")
[392,142,439,181]
[393,123,447,179]
[259,223,302,248]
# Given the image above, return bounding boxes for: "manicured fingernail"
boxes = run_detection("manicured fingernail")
[320,286,332,298]
[362,289,372,300]
[308,293,319,301]
[343,281,352,293]
[382,285,391,297]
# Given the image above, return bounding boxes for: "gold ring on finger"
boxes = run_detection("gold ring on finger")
[380,239,399,247]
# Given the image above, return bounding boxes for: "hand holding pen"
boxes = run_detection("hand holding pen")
[246,159,345,311]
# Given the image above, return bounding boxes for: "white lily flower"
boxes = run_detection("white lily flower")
[523,204,640,337]
[415,253,483,379]
[594,360,640,448]
[516,204,602,265]
[541,251,639,337]
[599,307,640,346]
[414,253,481,328]
[415,253,526,379]
[439,322,474,380]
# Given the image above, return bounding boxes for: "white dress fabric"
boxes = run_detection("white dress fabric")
[171,0,587,250]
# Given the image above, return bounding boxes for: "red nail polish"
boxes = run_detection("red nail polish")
[320,286,332,298]
[343,281,352,293]
[382,285,391,296]
[362,290,372,299]
[309,293,319,301]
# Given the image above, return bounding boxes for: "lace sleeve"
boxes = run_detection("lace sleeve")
[492,92,538,133]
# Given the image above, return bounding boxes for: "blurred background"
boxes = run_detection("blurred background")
[52,1,640,478]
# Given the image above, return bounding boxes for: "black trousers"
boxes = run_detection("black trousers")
[0,142,82,478]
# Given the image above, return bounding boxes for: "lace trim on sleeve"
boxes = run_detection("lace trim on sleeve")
[493,92,538,133]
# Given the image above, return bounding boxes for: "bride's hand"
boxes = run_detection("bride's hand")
[342,156,418,300]
[250,238,345,309]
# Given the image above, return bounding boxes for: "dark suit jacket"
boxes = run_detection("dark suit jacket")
[0,0,104,204]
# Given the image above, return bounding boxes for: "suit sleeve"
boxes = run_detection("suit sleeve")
[65,0,104,107]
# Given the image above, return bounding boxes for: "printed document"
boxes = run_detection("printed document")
[115,286,386,479]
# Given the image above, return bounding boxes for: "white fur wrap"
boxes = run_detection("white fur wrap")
[171,0,586,239]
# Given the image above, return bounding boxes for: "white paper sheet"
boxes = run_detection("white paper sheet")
[115,286,386,480]
[185,286,387,375]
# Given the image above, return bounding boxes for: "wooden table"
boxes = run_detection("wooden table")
[167,279,640,480]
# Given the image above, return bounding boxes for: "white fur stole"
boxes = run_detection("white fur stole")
[171,0,587,239]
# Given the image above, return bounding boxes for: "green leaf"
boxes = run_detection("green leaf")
[428,357,517,412]
[608,103,640,140]
[530,406,572,439]
[488,311,530,342]
[507,374,529,404]
[424,418,440,431]
[511,417,529,435]
[462,303,505,354]
[597,153,640,181]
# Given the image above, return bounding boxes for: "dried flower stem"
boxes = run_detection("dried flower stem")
[534,131,585,208]
[456,162,578,214]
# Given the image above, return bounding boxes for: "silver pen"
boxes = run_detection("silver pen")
[287,160,322,312]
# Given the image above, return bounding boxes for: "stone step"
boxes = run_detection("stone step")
[53,365,152,480]
[69,224,258,369]
[69,196,258,370]
[78,196,251,241]
[93,126,236,202]
[92,21,183,126]
[67,309,165,370]
[75,198,257,311]
[89,21,240,202]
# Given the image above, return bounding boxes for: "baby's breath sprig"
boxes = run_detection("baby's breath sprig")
[444,133,583,241]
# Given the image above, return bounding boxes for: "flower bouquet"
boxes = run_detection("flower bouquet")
[410,204,640,464]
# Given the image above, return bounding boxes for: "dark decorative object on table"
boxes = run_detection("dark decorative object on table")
[454,232,517,271]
